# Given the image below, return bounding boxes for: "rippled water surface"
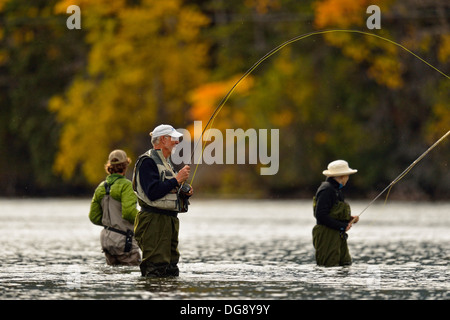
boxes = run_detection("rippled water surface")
[0,198,448,300]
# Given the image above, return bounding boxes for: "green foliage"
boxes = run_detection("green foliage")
[0,0,87,195]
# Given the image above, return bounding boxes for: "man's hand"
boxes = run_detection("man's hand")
[176,165,190,185]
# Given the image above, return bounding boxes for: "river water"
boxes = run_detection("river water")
[0,198,448,300]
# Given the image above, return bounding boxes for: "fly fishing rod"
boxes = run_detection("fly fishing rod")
[350,130,450,226]
[187,29,450,188]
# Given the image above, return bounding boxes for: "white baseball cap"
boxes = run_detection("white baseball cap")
[150,124,183,138]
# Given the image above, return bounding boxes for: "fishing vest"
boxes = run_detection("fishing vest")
[100,181,138,255]
[133,149,180,212]
[313,182,351,222]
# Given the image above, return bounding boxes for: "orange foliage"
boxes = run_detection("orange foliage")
[314,0,371,28]
[313,0,405,89]
[187,75,254,135]
[244,0,281,14]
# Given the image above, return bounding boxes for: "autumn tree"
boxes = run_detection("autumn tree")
[50,0,210,184]
[187,0,448,198]
[313,0,449,198]
[1,0,447,198]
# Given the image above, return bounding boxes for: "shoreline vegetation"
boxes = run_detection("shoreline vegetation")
[1,0,448,199]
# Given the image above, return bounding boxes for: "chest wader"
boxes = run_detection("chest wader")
[132,150,182,277]
[312,198,352,267]
[100,182,140,265]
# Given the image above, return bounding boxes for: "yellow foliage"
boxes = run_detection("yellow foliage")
[438,34,450,64]
[314,0,368,28]
[368,54,404,89]
[427,103,450,142]
[54,0,126,15]
[0,51,7,65]
[314,0,405,89]
[341,42,369,63]
[50,0,210,184]
[0,0,8,11]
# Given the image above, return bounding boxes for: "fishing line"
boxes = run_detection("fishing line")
[351,130,450,224]
[188,29,450,186]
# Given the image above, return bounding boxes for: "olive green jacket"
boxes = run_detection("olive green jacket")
[89,174,139,226]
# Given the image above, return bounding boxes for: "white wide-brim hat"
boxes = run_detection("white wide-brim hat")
[150,124,183,138]
[323,160,358,177]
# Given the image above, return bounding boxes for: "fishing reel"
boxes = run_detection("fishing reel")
[179,183,192,195]
[178,183,192,213]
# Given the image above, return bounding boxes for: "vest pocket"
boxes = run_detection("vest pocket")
[329,201,351,221]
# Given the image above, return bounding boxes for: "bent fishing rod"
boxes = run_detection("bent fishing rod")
[186,29,450,188]
[350,130,450,226]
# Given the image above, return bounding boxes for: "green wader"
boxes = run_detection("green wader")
[312,201,352,267]
[134,210,180,277]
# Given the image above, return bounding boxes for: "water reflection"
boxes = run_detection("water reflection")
[0,199,448,299]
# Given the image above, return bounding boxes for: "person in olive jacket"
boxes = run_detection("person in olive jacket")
[313,160,359,267]
[89,150,141,266]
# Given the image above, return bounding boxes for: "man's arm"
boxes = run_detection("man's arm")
[138,158,179,201]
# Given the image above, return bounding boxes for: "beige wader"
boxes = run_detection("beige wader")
[100,183,140,266]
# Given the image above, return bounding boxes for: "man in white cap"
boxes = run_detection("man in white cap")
[132,124,193,277]
[312,160,359,267]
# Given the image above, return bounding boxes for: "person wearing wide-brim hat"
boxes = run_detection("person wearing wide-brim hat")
[312,160,359,267]
[89,150,141,266]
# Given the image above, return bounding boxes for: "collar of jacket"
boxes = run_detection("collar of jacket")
[106,173,124,185]
[326,177,342,190]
